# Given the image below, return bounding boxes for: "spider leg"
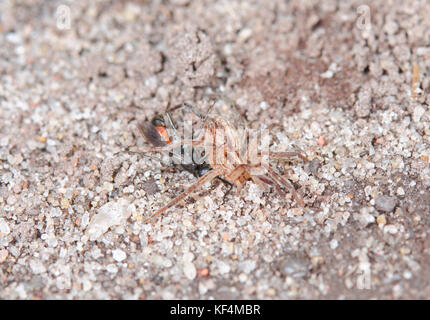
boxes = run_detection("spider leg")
[205,174,233,203]
[250,175,270,191]
[263,164,304,207]
[218,177,234,202]
[269,151,308,162]
[252,175,285,197]
[144,167,222,222]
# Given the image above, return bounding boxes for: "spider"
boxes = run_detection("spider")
[140,102,308,222]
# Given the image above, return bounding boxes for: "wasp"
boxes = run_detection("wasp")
[138,109,212,175]
[138,114,172,147]
[138,106,234,198]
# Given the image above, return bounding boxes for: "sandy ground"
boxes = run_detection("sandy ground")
[0,0,429,299]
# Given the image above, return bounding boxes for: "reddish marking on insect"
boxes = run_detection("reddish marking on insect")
[153,125,171,144]
[147,235,153,244]
[138,115,172,148]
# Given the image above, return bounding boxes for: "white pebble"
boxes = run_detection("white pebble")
[384,224,398,234]
[321,70,334,78]
[238,28,252,42]
[90,248,103,260]
[239,260,256,274]
[103,182,114,192]
[413,105,425,122]
[218,261,230,274]
[29,259,46,274]
[50,207,62,217]
[239,273,248,282]
[330,239,339,249]
[83,280,93,291]
[245,183,263,204]
[183,251,195,263]
[81,212,90,228]
[6,32,21,44]
[223,44,232,56]
[150,254,172,268]
[112,249,127,262]
[86,199,135,241]
[355,207,375,227]
[47,236,58,248]
[106,264,118,274]
[162,290,175,300]
[0,219,10,235]
[403,270,412,280]
[183,261,197,280]
[397,187,405,196]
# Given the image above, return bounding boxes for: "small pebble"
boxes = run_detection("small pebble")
[330,239,338,249]
[86,199,135,241]
[0,219,10,235]
[397,187,405,196]
[199,268,209,277]
[61,198,70,209]
[112,249,127,262]
[278,254,310,278]
[355,208,375,227]
[29,259,47,274]
[376,214,387,227]
[239,273,247,282]
[317,136,326,146]
[403,270,412,279]
[384,225,398,234]
[106,264,118,274]
[238,28,252,43]
[239,260,256,274]
[183,261,197,280]
[375,195,397,212]
[103,182,114,192]
[413,105,425,122]
[218,261,231,274]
